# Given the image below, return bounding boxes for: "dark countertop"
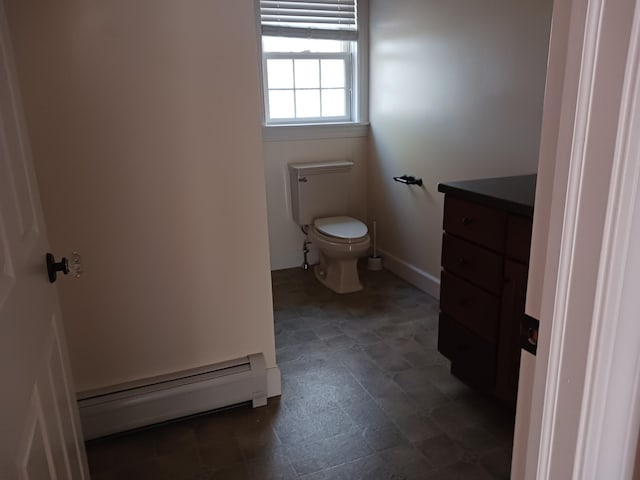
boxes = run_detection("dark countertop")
[438,174,536,217]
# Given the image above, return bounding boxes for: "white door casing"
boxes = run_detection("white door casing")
[518,0,640,477]
[572,3,640,474]
[0,3,89,479]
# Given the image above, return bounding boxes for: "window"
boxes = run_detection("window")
[259,1,361,126]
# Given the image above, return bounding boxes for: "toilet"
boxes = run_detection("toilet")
[289,160,370,293]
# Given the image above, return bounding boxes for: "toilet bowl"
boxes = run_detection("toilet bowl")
[309,216,370,294]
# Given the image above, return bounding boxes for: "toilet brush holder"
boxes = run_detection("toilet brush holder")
[367,256,383,271]
[368,220,383,271]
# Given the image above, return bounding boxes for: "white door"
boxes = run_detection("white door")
[0,5,89,480]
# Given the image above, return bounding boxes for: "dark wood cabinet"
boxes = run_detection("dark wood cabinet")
[438,187,533,408]
[438,314,496,395]
[496,260,528,405]
[440,270,500,342]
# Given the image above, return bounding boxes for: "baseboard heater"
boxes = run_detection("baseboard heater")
[77,353,267,440]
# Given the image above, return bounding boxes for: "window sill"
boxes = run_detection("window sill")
[262,123,369,142]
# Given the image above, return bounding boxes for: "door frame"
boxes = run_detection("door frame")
[525,0,640,477]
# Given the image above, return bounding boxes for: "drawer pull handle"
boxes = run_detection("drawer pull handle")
[458,257,469,265]
[458,298,469,306]
[461,217,473,225]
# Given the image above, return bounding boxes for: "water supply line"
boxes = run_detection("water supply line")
[302,240,311,270]
[301,225,311,270]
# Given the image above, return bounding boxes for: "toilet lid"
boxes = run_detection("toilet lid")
[314,216,368,239]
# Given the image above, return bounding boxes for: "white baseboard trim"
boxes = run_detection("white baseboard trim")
[377,248,441,299]
[266,366,282,397]
[78,353,270,440]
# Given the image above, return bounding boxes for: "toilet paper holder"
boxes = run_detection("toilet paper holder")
[393,174,423,186]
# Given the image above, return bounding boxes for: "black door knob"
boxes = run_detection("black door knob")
[46,253,69,283]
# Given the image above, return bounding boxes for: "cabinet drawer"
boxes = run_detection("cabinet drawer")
[440,271,500,343]
[442,234,503,294]
[438,314,496,393]
[496,260,528,407]
[506,214,533,264]
[443,196,507,251]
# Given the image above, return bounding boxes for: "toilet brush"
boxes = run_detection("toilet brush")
[368,221,383,271]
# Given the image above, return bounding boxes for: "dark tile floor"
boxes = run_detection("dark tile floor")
[86,267,514,480]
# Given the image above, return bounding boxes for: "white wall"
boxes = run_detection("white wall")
[6,0,277,392]
[264,135,369,270]
[368,0,553,290]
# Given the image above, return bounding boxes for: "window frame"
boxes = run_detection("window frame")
[256,0,369,138]
[262,50,353,125]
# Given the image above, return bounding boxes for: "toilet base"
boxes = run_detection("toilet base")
[313,255,363,294]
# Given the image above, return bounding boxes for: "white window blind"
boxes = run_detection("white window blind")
[260,1,358,41]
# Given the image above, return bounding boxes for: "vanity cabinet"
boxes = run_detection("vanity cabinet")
[437,175,535,407]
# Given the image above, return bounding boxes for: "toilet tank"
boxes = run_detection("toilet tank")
[289,160,353,225]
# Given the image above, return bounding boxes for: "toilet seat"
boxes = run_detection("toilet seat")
[313,216,368,243]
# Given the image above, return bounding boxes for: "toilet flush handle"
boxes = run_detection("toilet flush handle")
[298,177,308,183]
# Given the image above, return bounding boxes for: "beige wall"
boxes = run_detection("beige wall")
[368,0,553,288]
[264,136,369,270]
[6,0,276,392]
